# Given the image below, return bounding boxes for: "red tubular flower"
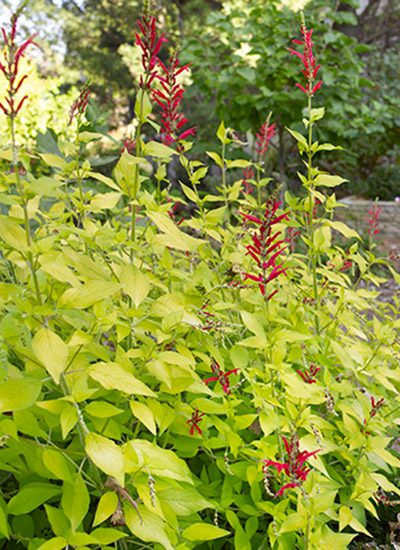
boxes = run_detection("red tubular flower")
[68,84,90,125]
[296,364,321,384]
[0,12,37,118]
[242,168,255,195]
[241,198,289,299]
[263,436,320,497]
[288,23,322,96]
[152,53,197,151]
[366,204,382,237]
[255,121,276,157]
[135,15,167,90]
[203,359,238,394]
[186,409,205,435]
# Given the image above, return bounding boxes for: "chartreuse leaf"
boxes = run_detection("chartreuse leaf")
[91,528,128,544]
[339,506,352,531]
[130,401,157,435]
[32,328,69,383]
[159,484,213,516]
[148,211,205,251]
[58,280,120,309]
[84,400,124,418]
[182,523,230,541]
[44,504,71,538]
[87,362,156,397]
[314,174,347,188]
[120,264,150,307]
[279,512,307,533]
[124,502,174,550]
[206,151,223,168]
[93,492,119,526]
[7,483,61,515]
[143,141,177,158]
[43,449,73,483]
[36,537,67,550]
[0,378,41,413]
[327,220,361,240]
[125,439,193,484]
[0,496,9,539]
[61,474,89,533]
[85,432,125,486]
[0,217,28,249]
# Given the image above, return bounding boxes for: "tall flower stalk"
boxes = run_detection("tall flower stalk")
[289,15,323,305]
[0,10,42,305]
[254,114,276,209]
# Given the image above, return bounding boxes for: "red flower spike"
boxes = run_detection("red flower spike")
[263,435,320,497]
[241,198,289,299]
[366,204,382,238]
[255,121,276,157]
[289,23,323,96]
[135,15,167,92]
[203,359,239,395]
[0,12,37,118]
[296,364,321,384]
[186,409,205,435]
[152,52,197,150]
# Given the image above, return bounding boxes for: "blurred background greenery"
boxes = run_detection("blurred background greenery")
[1,0,399,200]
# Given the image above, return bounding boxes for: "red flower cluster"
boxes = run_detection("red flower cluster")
[68,84,90,125]
[203,359,238,395]
[255,121,276,157]
[366,204,382,237]
[263,436,320,497]
[0,12,37,118]
[242,168,255,195]
[153,53,198,150]
[288,24,322,96]
[296,364,321,384]
[241,198,289,299]
[135,15,167,90]
[186,409,205,435]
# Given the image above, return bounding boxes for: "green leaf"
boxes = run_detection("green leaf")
[180,182,198,202]
[286,128,307,148]
[61,474,89,533]
[125,439,193,483]
[124,502,174,550]
[326,220,361,240]
[8,483,61,515]
[39,154,68,171]
[206,151,223,168]
[32,328,69,383]
[314,174,347,188]
[36,537,67,550]
[279,512,306,533]
[0,217,28,249]
[91,527,128,544]
[182,523,230,541]
[216,121,228,144]
[0,378,41,413]
[240,311,266,340]
[339,506,352,531]
[120,264,150,307]
[88,170,121,191]
[310,107,325,122]
[88,362,156,397]
[43,449,73,483]
[45,505,71,538]
[85,432,125,486]
[58,281,120,309]
[60,404,78,439]
[85,401,124,418]
[135,89,152,121]
[93,492,119,527]
[0,501,9,539]
[160,484,212,516]
[226,159,251,169]
[142,141,177,158]
[130,401,157,435]
[90,192,122,210]
[148,211,205,251]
